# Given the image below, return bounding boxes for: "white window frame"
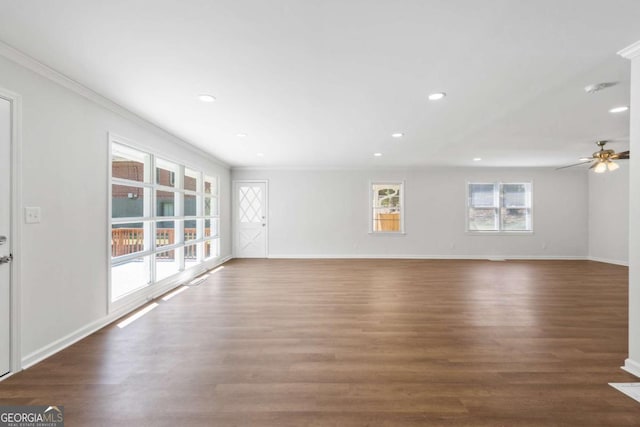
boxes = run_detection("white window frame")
[203,175,220,260]
[466,181,533,234]
[108,134,221,311]
[369,181,405,234]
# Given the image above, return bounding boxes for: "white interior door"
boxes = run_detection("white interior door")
[0,97,11,377]
[234,182,267,258]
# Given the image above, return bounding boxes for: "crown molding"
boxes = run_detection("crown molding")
[0,40,229,169]
[618,40,640,60]
[231,165,563,172]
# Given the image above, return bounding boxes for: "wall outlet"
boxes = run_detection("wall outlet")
[25,207,42,224]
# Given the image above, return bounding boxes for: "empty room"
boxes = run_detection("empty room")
[1,1,640,425]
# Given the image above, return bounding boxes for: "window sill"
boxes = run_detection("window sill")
[466,231,534,236]
[368,231,406,236]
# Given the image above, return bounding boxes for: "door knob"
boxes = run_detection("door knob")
[0,236,6,245]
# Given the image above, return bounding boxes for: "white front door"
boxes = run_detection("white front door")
[234,181,267,258]
[0,97,11,377]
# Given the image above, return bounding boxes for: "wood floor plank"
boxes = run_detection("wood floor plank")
[1,259,639,425]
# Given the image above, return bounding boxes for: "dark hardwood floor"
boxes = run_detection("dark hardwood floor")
[1,259,639,426]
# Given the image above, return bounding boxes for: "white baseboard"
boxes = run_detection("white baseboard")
[622,358,640,378]
[21,312,120,369]
[268,254,588,261]
[20,255,232,371]
[587,256,629,266]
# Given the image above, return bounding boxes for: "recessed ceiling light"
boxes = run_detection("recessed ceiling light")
[391,132,404,138]
[236,133,248,138]
[609,106,629,113]
[198,94,216,103]
[373,152,383,157]
[428,92,446,101]
[473,157,482,162]
[256,152,264,157]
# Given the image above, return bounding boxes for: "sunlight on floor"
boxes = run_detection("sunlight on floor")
[189,274,210,285]
[117,303,159,328]
[210,265,225,274]
[161,286,189,301]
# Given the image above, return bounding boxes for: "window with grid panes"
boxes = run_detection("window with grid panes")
[467,182,532,232]
[110,139,221,303]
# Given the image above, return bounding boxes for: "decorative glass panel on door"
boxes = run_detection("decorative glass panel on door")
[239,186,263,223]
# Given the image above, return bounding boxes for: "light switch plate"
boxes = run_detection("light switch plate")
[25,207,41,224]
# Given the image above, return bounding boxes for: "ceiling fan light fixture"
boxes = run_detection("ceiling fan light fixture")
[594,161,608,173]
[558,140,629,172]
[607,161,620,171]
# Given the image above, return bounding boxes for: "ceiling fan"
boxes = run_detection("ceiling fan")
[557,140,630,173]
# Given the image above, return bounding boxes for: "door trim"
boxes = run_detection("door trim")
[0,87,22,378]
[232,180,268,258]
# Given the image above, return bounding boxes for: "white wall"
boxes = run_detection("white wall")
[0,54,231,365]
[623,43,640,377]
[232,167,588,258]
[588,163,629,265]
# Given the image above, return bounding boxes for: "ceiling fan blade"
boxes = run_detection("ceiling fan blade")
[555,161,592,170]
[614,150,630,159]
[588,162,598,170]
[579,157,593,161]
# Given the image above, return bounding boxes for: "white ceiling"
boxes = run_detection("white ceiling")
[0,0,638,168]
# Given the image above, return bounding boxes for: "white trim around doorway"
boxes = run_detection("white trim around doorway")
[0,86,23,379]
